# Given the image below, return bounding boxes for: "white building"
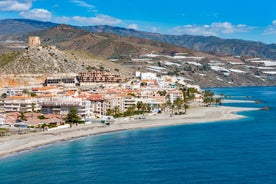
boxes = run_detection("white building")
[41,97,92,122]
[167,90,183,103]
[137,72,158,80]
[0,98,40,112]
[122,96,136,110]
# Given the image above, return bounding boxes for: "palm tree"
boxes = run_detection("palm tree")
[136,101,143,111]
[170,103,175,115]
[31,103,36,112]
[215,98,222,106]
[146,104,151,113]
[141,103,148,114]
[183,104,189,114]
[202,90,215,107]
[173,97,183,114]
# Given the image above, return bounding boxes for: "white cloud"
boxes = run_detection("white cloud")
[127,24,138,30]
[70,0,96,11]
[20,9,52,21]
[264,20,276,35]
[170,22,252,36]
[0,0,32,11]
[72,14,122,25]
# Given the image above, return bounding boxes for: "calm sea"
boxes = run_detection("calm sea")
[0,86,275,184]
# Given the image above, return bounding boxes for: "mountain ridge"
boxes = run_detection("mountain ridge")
[0,19,276,60]
[81,25,276,60]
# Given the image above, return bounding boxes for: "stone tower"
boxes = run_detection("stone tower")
[28,36,41,47]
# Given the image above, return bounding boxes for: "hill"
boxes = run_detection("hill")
[24,24,197,59]
[0,19,58,35]
[0,45,133,75]
[82,25,276,60]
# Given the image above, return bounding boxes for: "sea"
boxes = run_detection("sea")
[0,86,275,184]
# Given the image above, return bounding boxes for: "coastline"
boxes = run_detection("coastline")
[0,106,257,158]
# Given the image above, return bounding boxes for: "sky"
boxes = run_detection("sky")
[0,0,276,44]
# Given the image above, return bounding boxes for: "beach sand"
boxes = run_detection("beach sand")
[0,106,257,157]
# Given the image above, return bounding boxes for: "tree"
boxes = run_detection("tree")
[31,103,36,112]
[147,104,152,113]
[106,109,114,116]
[215,98,222,106]
[38,115,46,120]
[179,87,196,114]
[22,89,29,94]
[17,111,27,122]
[64,107,81,124]
[173,97,183,113]
[141,103,148,113]
[124,105,136,117]
[136,101,143,111]
[114,106,120,114]
[1,93,7,99]
[202,90,215,107]
[157,90,167,96]
[30,92,37,97]
[183,104,189,114]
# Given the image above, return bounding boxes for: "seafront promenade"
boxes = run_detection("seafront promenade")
[0,106,257,157]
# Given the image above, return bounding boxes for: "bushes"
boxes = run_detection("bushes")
[0,51,21,67]
[0,128,10,137]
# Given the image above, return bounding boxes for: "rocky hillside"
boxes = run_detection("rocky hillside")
[24,25,198,59]
[0,45,133,76]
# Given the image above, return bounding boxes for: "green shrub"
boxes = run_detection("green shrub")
[0,51,21,67]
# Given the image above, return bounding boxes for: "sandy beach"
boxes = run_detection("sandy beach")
[0,106,257,158]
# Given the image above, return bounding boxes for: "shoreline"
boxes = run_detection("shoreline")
[0,106,258,158]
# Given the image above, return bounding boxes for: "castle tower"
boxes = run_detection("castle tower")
[28,36,41,47]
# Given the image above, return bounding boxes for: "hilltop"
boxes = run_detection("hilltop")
[23,24,198,59]
[0,45,132,75]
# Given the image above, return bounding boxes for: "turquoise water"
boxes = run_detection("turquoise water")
[0,86,276,183]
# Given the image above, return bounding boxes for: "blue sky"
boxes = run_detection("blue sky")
[0,0,276,44]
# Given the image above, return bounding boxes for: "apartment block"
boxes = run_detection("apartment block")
[41,97,91,121]
[0,98,40,113]
[78,71,123,83]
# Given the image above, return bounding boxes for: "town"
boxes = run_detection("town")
[1,36,275,136]
[0,65,207,134]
